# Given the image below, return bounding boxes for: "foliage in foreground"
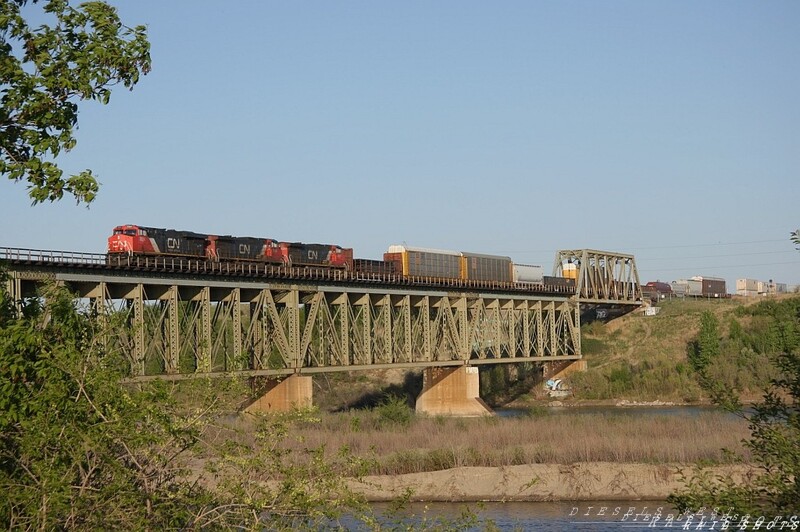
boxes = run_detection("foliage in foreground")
[0,282,358,529]
[1,0,151,204]
[670,297,800,516]
[0,279,487,530]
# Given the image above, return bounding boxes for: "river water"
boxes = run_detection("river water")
[496,403,735,419]
[360,500,686,531]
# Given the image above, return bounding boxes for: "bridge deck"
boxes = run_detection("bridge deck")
[2,246,574,297]
[2,247,641,381]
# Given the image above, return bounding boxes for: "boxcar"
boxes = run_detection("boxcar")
[700,277,726,297]
[461,252,512,282]
[385,245,461,279]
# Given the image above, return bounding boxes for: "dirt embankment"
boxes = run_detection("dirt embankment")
[349,463,756,502]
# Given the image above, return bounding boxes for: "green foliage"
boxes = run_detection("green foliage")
[580,337,609,356]
[688,311,720,373]
[570,359,702,401]
[522,404,549,418]
[209,409,381,531]
[375,394,414,428]
[0,283,386,529]
[582,320,606,336]
[0,283,206,528]
[1,0,151,204]
[670,296,800,517]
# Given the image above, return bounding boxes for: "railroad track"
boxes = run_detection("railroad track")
[1,247,575,296]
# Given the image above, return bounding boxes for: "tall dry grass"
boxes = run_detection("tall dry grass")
[211,408,751,476]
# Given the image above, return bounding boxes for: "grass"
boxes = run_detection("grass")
[211,407,752,476]
[566,296,786,402]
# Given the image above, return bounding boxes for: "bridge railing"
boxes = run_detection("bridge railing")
[0,247,108,265]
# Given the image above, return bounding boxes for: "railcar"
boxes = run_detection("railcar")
[543,276,575,289]
[206,235,278,261]
[108,225,206,258]
[513,264,545,284]
[385,245,520,283]
[107,225,354,269]
[384,245,462,279]
[461,252,513,282]
[281,242,353,269]
[353,259,396,276]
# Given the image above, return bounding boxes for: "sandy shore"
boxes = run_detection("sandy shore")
[349,462,756,502]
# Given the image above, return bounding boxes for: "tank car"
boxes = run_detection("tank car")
[513,264,545,284]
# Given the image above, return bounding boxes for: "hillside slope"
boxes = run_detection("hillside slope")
[566,295,795,403]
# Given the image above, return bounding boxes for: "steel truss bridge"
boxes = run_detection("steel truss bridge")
[2,248,642,380]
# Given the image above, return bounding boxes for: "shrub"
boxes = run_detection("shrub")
[375,395,414,428]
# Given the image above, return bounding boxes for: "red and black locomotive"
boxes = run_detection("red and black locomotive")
[108,224,354,269]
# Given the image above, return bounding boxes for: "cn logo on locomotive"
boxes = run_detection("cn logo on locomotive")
[167,238,181,249]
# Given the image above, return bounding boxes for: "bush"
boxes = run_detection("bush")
[670,296,800,516]
[0,283,382,530]
[375,395,414,428]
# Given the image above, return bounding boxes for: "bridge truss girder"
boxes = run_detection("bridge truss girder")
[554,249,642,304]
[21,274,581,378]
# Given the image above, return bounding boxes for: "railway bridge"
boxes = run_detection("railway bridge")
[1,247,641,415]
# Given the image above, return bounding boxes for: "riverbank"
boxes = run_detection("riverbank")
[349,462,756,502]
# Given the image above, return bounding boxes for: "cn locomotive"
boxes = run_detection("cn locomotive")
[107,224,562,287]
[108,224,353,268]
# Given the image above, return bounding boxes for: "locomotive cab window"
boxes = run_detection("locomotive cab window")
[124,229,137,236]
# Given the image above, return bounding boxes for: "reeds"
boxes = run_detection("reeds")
[217,408,752,476]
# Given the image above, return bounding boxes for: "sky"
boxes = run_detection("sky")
[2,1,799,291]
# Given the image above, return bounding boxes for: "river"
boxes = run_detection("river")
[356,500,688,531]
[496,403,735,418]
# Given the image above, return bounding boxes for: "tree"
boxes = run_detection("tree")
[1,0,150,204]
[0,283,203,528]
[670,282,800,516]
[0,281,389,529]
[688,310,720,374]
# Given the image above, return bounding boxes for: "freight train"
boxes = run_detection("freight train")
[108,224,352,268]
[107,224,565,287]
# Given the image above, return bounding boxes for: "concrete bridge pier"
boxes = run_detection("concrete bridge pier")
[415,366,494,417]
[243,374,313,414]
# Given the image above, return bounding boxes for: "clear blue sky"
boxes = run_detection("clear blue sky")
[2,1,799,290]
